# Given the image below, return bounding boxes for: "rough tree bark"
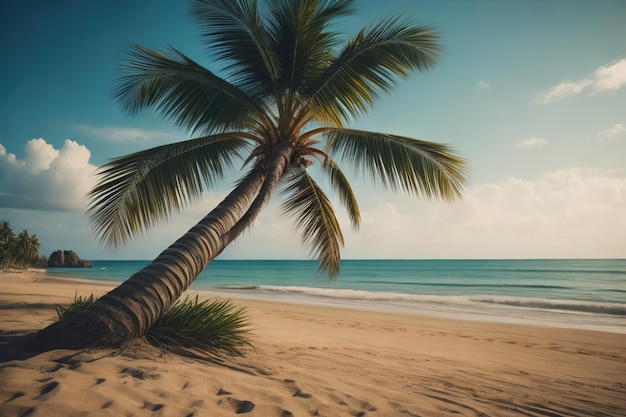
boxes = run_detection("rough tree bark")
[29,146,294,350]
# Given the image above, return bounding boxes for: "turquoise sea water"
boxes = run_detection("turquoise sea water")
[45,259,626,332]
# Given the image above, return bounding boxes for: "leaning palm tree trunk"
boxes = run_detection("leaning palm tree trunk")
[31,167,270,349]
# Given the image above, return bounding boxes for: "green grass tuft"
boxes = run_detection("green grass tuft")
[146,295,253,358]
[54,293,252,358]
[55,293,97,321]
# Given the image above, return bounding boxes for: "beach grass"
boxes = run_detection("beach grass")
[146,295,252,358]
[55,292,252,359]
[55,292,97,321]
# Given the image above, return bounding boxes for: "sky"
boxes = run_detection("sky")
[1,0,625,261]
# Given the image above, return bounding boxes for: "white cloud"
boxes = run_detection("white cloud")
[23,138,59,173]
[597,123,626,138]
[594,58,626,92]
[338,167,626,259]
[477,80,490,90]
[4,153,624,261]
[516,137,547,149]
[0,138,97,212]
[203,167,626,261]
[536,79,593,103]
[70,125,176,143]
[537,58,626,103]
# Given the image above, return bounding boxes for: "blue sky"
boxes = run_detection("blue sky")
[1,0,625,261]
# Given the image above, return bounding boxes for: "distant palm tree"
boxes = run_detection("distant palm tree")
[33,0,466,349]
[0,221,16,268]
[15,230,40,268]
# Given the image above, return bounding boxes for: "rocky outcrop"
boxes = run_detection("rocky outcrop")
[47,250,93,268]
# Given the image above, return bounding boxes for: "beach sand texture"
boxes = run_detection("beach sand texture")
[1,271,625,416]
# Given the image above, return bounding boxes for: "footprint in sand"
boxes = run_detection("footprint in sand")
[101,400,114,409]
[53,354,82,370]
[36,381,59,399]
[120,366,161,380]
[225,398,255,413]
[356,400,377,412]
[215,389,256,414]
[327,391,377,414]
[4,391,25,402]
[292,389,312,399]
[142,401,164,412]
[283,379,312,399]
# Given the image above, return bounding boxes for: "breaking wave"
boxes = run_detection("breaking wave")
[214,285,626,316]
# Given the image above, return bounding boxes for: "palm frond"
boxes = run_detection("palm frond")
[115,44,260,134]
[314,0,356,21]
[266,0,356,95]
[307,15,442,125]
[315,152,360,228]
[325,129,466,200]
[189,0,278,97]
[87,134,250,247]
[279,165,343,278]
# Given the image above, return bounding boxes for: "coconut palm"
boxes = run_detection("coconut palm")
[0,220,15,268]
[32,0,466,349]
[15,230,40,268]
[0,220,16,268]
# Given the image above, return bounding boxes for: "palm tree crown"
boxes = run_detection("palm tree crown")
[89,0,466,277]
[30,0,468,350]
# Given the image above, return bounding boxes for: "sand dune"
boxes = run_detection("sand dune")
[1,270,625,416]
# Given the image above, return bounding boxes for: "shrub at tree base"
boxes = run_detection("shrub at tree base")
[56,293,98,321]
[56,294,252,359]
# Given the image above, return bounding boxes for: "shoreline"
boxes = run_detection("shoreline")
[23,268,626,334]
[1,270,626,416]
[197,285,626,334]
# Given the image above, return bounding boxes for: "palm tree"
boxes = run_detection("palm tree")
[0,220,16,268]
[32,0,466,349]
[15,231,41,268]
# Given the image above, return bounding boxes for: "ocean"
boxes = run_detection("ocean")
[45,259,626,333]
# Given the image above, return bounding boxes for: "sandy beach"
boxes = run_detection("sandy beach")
[1,270,625,416]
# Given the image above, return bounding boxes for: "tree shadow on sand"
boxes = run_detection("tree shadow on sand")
[0,330,48,362]
[0,302,61,362]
